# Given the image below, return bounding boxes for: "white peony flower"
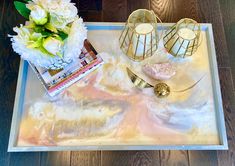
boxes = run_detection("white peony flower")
[12,25,31,43]
[30,5,48,25]
[28,0,78,29]
[49,14,70,29]
[49,2,78,29]
[63,18,87,61]
[10,1,88,69]
[43,36,63,56]
[10,25,57,67]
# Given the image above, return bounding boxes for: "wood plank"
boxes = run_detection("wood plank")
[0,96,11,166]
[217,107,235,166]
[216,68,235,166]
[78,0,102,11]
[196,0,230,68]
[188,151,218,166]
[71,151,101,166]
[40,152,71,166]
[101,151,160,166]
[102,0,128,22]
[218,0,235,90]
[219,68,235,105]
[79,11,102,22]
[9,153,41,166]
[127,0,150,15]
[0,0,233,165]
[0,0,5,29]
[160,150,189,166]
[0,0,41,165]
[150,0,200,22]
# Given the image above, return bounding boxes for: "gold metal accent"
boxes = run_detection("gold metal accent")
[163,18,201,58]
[119,9,162,61]
[154,83,170,98]
[126,67,204,98]
[174,75,205,92]
[126,67,153,88]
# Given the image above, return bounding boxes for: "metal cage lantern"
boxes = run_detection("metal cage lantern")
[119,9,161,61]
[163,18,201,58]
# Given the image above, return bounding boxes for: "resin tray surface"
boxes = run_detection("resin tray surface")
[8,23,228,151]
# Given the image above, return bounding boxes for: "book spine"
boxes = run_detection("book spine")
[48,60,103,96]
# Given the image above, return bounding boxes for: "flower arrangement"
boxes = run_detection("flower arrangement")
[10,0,87,69]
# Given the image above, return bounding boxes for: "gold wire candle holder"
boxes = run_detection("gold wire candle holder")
[163,18,201,58]
[119,9,161,61]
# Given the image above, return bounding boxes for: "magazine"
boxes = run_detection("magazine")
[29,40,103,97]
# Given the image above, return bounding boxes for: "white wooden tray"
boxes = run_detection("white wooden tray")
[8,23,228,151]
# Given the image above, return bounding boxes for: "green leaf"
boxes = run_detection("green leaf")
[30,32,42,40]
[58,31,68,41]
[14,1,30,19]
[39,46,55,57]
[41,31,53,37]
[25,21,36,29]
[33,26,44,33]
[45,23,58,33]
[27,37,43,48]
[56,52,63,58]
[32,25,53,37]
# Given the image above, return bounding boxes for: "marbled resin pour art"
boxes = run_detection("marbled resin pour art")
[18,30,219,146]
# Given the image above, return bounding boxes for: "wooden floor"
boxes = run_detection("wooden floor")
[0,0,235,165]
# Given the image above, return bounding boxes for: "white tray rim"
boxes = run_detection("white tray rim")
[8,22,228,152]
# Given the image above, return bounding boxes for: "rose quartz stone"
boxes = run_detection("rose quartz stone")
[142,63,176,80]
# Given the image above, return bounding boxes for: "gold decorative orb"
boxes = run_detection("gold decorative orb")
[154,83,170,98]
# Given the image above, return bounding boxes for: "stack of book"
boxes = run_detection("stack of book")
[29,40,103,97]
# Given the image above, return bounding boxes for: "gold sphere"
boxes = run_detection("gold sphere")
[154,83,170,98]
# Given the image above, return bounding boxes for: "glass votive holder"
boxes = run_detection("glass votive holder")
[119,9,161,61]
[163,18,201,58]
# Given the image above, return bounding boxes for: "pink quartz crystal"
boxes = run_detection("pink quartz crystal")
[142,63,176,80]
